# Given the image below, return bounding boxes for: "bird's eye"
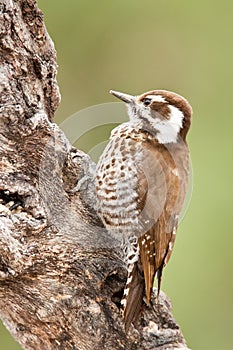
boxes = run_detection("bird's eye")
[142,98,151,107]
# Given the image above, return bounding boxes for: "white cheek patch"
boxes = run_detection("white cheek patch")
[169,105,184,129]
[155,105,184,144]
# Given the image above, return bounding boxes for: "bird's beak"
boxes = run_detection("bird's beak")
[109,90,135,103]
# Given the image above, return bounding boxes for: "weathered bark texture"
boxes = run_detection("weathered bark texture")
[0,1,190,349]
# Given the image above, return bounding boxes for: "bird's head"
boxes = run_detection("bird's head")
[110,89,192,144]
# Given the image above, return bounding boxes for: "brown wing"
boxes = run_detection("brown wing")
[137,141,189,303]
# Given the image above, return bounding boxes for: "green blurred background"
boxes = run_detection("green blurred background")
[1,0,233,349]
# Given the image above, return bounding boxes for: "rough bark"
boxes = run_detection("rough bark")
[0,1,190,349]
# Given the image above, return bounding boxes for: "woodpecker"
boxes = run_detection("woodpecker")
[96,89,192,331]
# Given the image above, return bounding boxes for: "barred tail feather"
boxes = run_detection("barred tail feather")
[121,263,145,332]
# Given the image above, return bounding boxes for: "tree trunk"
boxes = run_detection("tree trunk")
[0,1,190,349]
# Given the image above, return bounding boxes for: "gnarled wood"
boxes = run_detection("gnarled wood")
[0,1,190,349]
